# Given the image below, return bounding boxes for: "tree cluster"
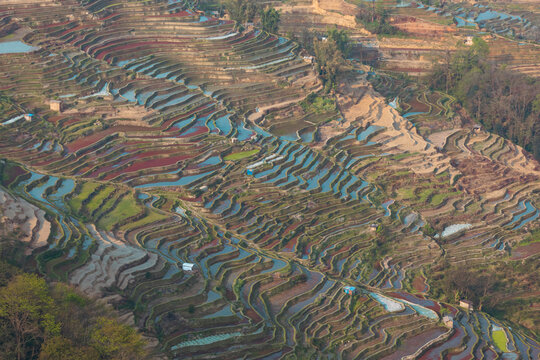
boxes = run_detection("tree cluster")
[223,0,258,27]
[431,266,497,310]
[0,273,147,360]
[430,259,539,334]
[312,28,352,92]
[355,2,402,36]
[223,1,280,34]
[428,38,540,160]
[0,229,147,360]
[260,7,280,34]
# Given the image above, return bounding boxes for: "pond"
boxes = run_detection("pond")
[357,125,383,142]
[236,122,254,141]
[403,112,425,118]
[369,292,404,312]
[170,331,242,350]
[199,156,221,167]
[202,305,235,319]
[455,16,476,27]
[1,114,24,126]
[214,115,232,135]
[388,97,398,109]
[134,170,215,189]
[507,201,537,229]
[439,223,472,238]
[382,199,394,217]
[280,133,299,142]
[0,41,39,54]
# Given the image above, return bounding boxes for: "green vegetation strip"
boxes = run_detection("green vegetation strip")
[224,149,259,161]
[492,329,509,352]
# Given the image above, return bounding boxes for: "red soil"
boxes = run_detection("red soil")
[37,20,74,29]
[103,154,191,180]
[264,239,281,249]
[2,164,25,186]
[33,155,63,167]
[268,273,322,314]
[193,238,218,253]
[179,195,202,203]
[407,98,430,113]
[284,219,308,237]
[412,274,428,293]
[234,32,256,45]
[61,117,82,127]
[179,126,208,138]
[380,327,446,360]
[65,125,154,152]
[282,234,299,252]
[483,348,498,360]
[441,303,458,317]
[419,324,464,360]
[511,242,540,260]
[60,24,95,37]
[76,165,94,175]
[244,309,262,323]
[94,40,188,60]
[225,289,235,301]
[99,13,119,21]
[47,115,65,124]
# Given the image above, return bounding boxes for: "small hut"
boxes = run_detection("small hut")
[459,299,474,311]
[50,100,63,112]
[246,169,254,176]
[23,113,34,122]
[182,263,195,272]
[344,286,356,295]
[443,315,454,328]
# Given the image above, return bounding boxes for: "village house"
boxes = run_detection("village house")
[50,99,63,112]
[443,315,454,328]
[344,286,356,295]
[459,299,474,311]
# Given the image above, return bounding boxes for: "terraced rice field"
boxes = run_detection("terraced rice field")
[0,0,539,359]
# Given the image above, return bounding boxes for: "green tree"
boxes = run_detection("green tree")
[90,317,146,360]
[314,38,348,92]
[260,7,280,34]
[0,274,56,360]
[531,94,540,114]
[327,27,351,58]
[39,336,97,360]
[224,0,259,28]
[224,0,244,24]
